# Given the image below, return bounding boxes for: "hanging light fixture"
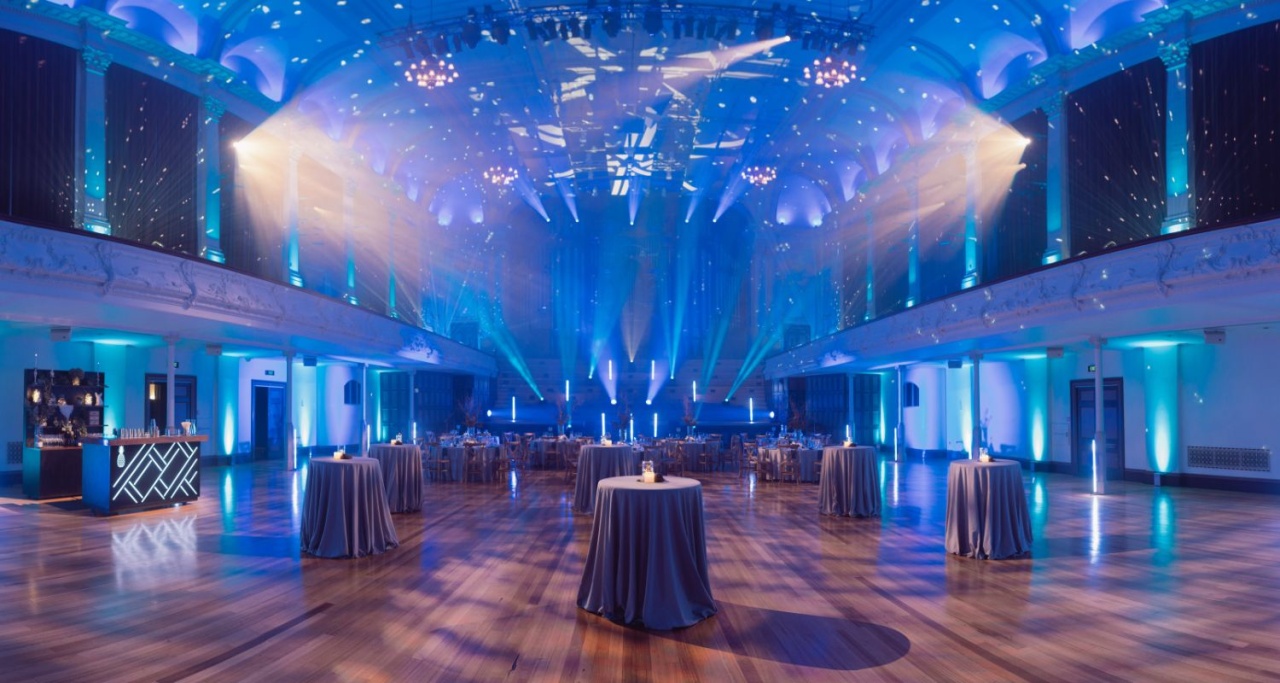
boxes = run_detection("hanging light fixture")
[741,165,777,187]
[404,57,458,89]
[804,55,857,88]
[483,165,519,186]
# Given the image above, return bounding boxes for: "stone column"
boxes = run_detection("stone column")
[165,336,178,432]
[285,350,296,470]
[1041,90,1071,264]
[1159,39,1194,235]
[1092,337,1106,495]
[969,352,983,458]
[197,96,226,263]
[77,46,112,235]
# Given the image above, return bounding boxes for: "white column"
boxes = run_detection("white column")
[961,142,982,288]
[1042,90,1071,264]
[1159,39,1194,235]
[895,364,905,461]
[209,346,221,459]
[285,350,296,470]
[165,336,177,432]
[1092,337,1106,494]
[197,96,227,263]
[969,352,982,458]
[76,46,112,235]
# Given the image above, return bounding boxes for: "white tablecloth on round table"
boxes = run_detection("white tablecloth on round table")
[573,445,638,513]
[762,447,822,482]
[301,457,399,558]
[367,444,423,513]
[945,460,1033,559]
[818,446,881,517]
[577,476,717,629]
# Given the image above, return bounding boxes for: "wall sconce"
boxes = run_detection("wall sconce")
[148,383,157,401]
[29,387,41,404]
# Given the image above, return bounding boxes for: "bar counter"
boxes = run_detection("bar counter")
[82,435,207,515]
[22,446,83,499]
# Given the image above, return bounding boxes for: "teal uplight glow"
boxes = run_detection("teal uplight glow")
[222,403,236,456]
[1025,357,1048,461]
[511,396,516,423]
[749,397,754,423]
[1144,345,1179,473]
[601,412,606,439]
[653,412,658,438]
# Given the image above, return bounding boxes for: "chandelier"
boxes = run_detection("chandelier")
[404,58,458,89]
[484,165,519,186]
[741,165,777,187]
[804,56,857,89]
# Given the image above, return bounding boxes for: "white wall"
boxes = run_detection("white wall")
[903,365,945,451]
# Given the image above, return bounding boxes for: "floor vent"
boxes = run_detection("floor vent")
[1187,446,1271,472]
[7,441,22,466]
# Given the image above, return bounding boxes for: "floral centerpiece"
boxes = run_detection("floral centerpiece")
[681,395,697,436]
[459,394,482,432]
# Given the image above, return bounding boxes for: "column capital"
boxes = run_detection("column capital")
[1157,39,1191,69]
[82,46,113,75]
[1040,90,1068,119]
[202,96,227,123]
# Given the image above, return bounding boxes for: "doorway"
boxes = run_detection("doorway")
[1070,378,1125,480]
[144,374,197,431]
[251,381,286,460]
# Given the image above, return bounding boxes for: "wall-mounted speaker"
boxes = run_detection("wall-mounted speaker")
[1204,328,1226,345]
[1046,346,1065,359]
[947,359,963,369]
[50,326,71,342]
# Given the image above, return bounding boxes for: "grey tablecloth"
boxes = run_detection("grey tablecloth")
[577,476,717,629]
[763,448,822,482]
[368,444,423,513]
[945,460,1033,559]
[574,445,638,513]
[443,445,500,482]
[818,446,881,517]
[301,457,399,558]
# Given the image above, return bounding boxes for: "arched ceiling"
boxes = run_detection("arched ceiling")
[33,0,1179,206]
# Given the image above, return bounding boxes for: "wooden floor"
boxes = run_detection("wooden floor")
[2,457,1280,682]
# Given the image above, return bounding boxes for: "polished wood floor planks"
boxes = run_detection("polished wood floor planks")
[2,458,1280,682]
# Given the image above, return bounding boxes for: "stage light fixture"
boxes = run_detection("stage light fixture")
[603,8,621,37]
[524,17,539,39]
[754,13,774,40]
[492,17,510,44]
[462,8,482,48]
[643,0,664,36]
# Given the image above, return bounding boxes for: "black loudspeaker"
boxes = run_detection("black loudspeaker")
[303,356,317,367]
[947,359,963,369]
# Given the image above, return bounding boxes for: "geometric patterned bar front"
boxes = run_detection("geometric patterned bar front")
[83,437,205,515]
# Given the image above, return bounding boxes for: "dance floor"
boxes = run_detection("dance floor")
[1,456,1279,682]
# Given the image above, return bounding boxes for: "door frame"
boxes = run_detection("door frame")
[251,380,286,460]
[1070,378,1125,479]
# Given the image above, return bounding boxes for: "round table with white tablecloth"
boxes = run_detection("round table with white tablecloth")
[577,476,716,629]
[945,460,1033,559]
[367,444,423,512]
[573,445,638,513]
[818,446,881,517]
[301,457,399,558]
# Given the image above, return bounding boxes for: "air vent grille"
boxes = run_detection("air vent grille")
[1187,446,1270,472]
[7,441,22,466]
